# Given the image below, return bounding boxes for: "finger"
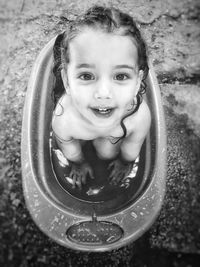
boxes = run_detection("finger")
[109,170,123,184]
[116,174,123,184]
[109,171,116,182]
[110,177,117,185]
[70,171,77,187]
[82,175,86,184]
[117,172,125,183]
[72,175,76,189]
[88,169,95,179]
[76,178,82,189]
[108,169,114,179]
[108,162,115,170]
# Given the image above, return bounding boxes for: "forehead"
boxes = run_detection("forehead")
[68,29,138,66]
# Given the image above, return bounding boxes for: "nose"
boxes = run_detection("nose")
[94,79,112,100]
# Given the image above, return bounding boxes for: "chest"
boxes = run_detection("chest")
[69,114,133,141]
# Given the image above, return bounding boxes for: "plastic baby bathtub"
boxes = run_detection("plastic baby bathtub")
[21,36,166,252]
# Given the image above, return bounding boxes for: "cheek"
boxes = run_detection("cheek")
[115,86,135,104]
[70,88,91,106]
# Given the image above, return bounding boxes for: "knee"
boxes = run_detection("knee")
[93,138,119,160]
[95,146,119,160]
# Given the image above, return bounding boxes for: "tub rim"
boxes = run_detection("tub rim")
[21,36,167,252]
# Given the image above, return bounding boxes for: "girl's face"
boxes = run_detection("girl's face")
[62,28,143,129]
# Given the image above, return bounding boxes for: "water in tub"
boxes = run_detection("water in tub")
[50,131,147,203]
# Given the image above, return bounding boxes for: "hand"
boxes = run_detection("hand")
[69,161,94,189]
[108,159,133,185]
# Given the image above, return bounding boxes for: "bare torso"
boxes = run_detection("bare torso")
[52,93,146,142]
[51,93,151,187]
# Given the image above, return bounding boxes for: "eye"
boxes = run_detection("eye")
[114,73,130,81]
[78,73,95,81]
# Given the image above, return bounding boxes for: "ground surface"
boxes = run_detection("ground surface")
[0,0,200,266]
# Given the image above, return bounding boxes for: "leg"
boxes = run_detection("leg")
[93,138,133,185]
[93,138,121,160]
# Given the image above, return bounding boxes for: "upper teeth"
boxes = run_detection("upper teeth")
[99,108,108,111]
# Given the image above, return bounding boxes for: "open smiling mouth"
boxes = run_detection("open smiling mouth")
[90,107,115,118]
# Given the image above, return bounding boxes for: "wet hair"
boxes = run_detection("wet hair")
[52,5,149,143]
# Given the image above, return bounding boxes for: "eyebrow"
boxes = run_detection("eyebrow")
[75,63,136,71]
[76,63,95,69]
[114,64,135,70]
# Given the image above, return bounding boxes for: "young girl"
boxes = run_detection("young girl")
[52,6,151,189]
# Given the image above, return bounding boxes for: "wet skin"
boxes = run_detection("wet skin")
[52,28,151,188]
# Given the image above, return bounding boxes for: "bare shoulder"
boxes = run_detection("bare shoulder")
[137,100,151,126]
[52,94,73,140]
[127,100,151,140]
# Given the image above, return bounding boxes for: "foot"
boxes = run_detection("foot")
[69,162,94,189]
[108,159,133,185]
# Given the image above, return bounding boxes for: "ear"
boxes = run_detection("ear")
[61,68,70,95]
[135,70,144,95]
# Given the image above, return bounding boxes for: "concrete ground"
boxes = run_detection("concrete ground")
[0,0,200,266]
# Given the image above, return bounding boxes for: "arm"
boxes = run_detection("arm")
[52,116,94,188]
[56,136,84,163]
[108,135,141,185]
[109,102,151,184]
[120,133,146,162]
[52,111,84,163]
[121,101,151,161]
[56,137,94,188]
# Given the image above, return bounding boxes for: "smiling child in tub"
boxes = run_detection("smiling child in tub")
[51,6,151,189]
